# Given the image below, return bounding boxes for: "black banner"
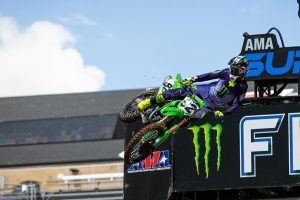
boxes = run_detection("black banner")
[174,103,300,192]
[124,121,173,200]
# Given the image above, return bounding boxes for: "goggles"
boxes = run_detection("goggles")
[230,65,248,76]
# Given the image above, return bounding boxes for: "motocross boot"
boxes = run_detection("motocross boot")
[138,98,152,111]
[138,98,153,123]
[138,93,166,123]
[138,93,166,111]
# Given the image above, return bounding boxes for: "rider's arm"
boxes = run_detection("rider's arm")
[193,69,228,82]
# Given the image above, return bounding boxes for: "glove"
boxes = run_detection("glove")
[182,77,196,85]
[214,111,224,119]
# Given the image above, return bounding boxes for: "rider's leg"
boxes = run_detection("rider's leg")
[192,83,213,100]
[137,93,165,111]
[190,84,216,120]
[137,98,153,111]
[138,88,188,111]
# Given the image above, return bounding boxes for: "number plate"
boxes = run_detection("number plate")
[163,78,175,91]
[179,96,200,115]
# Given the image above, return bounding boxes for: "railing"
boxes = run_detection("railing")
[0,175,123,200]
[46,172,124,193]
[0,162,124,194]
[57,173,124,184]
[41,190,123,200]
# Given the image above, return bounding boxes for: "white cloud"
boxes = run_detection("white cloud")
[101,32,115,39]
[58,13,96,26]
[0,16,105,97]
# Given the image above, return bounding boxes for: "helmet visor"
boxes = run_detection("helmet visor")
[230,65,248,76]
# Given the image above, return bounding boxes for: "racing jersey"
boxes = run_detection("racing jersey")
[194,68,248,114]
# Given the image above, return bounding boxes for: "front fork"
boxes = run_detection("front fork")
[152,116,190,148]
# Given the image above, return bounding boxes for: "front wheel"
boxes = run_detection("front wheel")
[119,89,158,122]
[124,123,164,164]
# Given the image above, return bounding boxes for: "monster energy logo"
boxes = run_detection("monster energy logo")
[218,85,229,98]
[188,123,223,179]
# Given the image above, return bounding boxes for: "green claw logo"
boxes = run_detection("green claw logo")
[218,85,230,98]
[188,123,223,179]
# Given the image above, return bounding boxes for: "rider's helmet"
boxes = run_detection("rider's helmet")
[228,55,249,78]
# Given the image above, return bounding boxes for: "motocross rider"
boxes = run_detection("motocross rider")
[137,55,249,121]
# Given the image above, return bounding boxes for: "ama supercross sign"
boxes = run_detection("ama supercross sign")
[241,32,300,80]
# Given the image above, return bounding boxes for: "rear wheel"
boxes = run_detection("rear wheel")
[119,89,158,122]
[124,123,164,164]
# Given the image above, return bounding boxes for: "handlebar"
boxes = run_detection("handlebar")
[183,83,194,94]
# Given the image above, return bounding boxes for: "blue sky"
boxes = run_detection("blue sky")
[0,0,299,97]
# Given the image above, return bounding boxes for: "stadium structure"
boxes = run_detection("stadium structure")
[0,28,300,200]
[0,89,145,200]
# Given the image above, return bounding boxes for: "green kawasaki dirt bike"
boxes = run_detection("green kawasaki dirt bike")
[119,74,195,123]
[123,74,205,164]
